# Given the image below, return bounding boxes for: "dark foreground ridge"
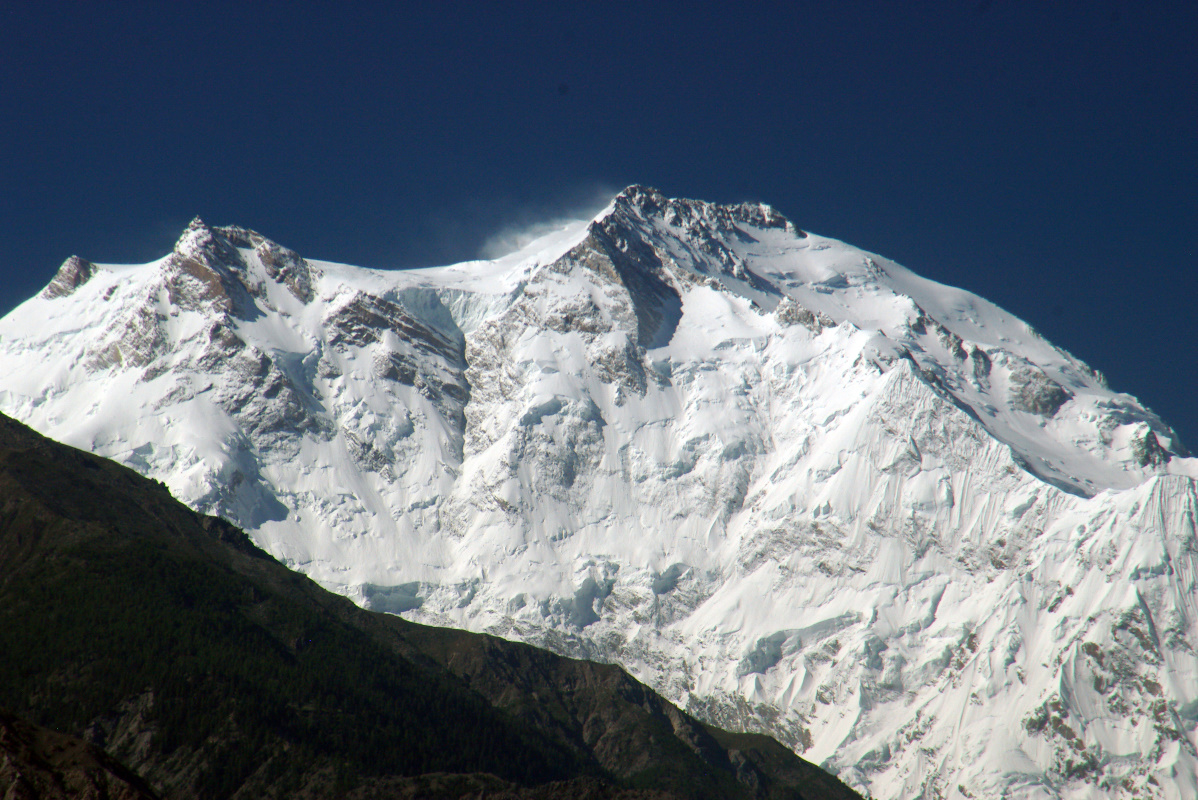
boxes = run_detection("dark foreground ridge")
[0,413,863,800]
[0,708,162,800]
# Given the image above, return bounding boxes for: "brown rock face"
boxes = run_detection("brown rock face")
[0,708,161,800]
[41,256,98,299]
[1009,366,1073,417]
[255,239,314,303]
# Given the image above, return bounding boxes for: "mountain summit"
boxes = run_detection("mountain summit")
[2,187,1196,798]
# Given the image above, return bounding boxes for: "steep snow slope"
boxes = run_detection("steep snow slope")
[2,187,1196,799]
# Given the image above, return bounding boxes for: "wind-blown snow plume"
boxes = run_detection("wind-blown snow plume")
[476,184,619,259]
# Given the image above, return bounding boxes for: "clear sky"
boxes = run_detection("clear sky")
[2,2,1195,447]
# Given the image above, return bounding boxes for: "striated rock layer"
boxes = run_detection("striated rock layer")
[2,187,1196,799]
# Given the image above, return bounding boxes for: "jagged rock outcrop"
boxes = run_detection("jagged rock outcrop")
[41,255,98,299]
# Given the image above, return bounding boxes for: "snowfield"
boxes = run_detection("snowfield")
[3,186,1196,799]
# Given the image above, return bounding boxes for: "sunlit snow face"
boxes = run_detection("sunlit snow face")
[2,189,1195,800]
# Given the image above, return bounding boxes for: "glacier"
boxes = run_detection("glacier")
[2,186,1196,799]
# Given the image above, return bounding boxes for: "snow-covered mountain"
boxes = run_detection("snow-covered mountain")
[3,186,1197,799]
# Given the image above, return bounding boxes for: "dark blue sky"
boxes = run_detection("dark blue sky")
[2,2,1195,447]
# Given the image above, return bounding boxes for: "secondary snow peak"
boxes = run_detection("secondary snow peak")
[175,215,238,266]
